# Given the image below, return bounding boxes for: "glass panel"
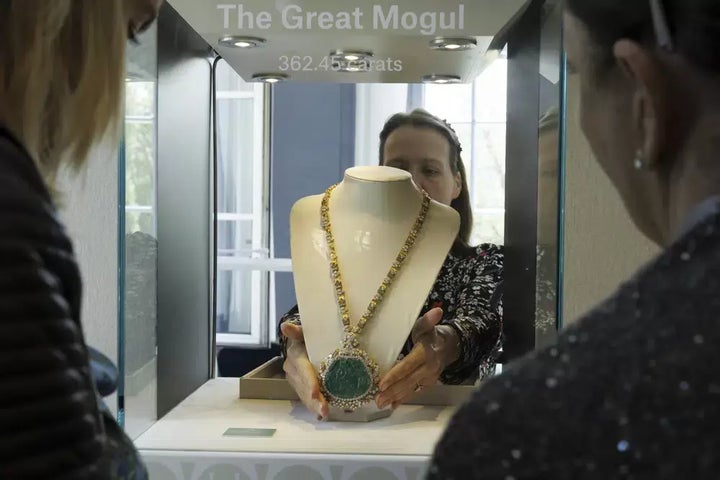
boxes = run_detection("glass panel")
[125,82,155,117]
[126,1,567,439]
[125,117,155,234]
[535,1,565,347]
[429,60,508,247]
[473,60,508,123]
[472,124,506,209]
[216,270,252,335]
[121,22,158,440]
[217,97,256,216]
[423,83,474,123]
[214,58,270,346]
[125,211,154,235]
[217,220,254,256]
[472,122,506,246]
[216,59,257,93]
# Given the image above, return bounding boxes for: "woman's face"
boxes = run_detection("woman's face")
[382,126,461,206]
[564,12,667,241]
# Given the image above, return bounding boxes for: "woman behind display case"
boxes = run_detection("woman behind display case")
[427,0,720,478]
[279,108,504,419]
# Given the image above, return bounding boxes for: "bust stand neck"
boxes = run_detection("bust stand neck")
[330,166,426,220]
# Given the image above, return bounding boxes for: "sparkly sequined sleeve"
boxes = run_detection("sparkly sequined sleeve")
[436,244,504,384]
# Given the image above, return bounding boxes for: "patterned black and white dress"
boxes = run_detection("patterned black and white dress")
[279,243,504,385]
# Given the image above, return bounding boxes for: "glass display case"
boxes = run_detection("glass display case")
[120,20,159,440]
[118,0,567,478]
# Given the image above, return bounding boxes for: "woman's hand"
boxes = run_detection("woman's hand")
[280,322,329,420]
[375,308,460,409]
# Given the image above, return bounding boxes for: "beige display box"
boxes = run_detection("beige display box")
[238,356,477,406]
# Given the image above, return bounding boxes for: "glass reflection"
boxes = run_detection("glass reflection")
[536,106,560,342]
[211,58,512,360]
[535,0,564,348]
[121,22,158,439]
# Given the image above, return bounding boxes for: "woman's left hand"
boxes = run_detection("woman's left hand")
[375,307,460,409]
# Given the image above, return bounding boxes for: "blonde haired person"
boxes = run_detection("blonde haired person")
[0,1,162,478]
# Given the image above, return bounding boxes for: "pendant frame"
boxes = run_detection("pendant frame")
[318,336,380,411]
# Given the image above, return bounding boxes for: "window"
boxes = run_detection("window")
[214,59,280,347]
[122,78,159,439]
[125,81,157,236]
[423,60,507,246]
[214,57,508,348]
[356,58,508,246]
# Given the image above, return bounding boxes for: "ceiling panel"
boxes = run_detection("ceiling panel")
[167,0,531,83]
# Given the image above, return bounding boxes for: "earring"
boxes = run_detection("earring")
[633,149,645,170]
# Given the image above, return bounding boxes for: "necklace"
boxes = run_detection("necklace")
[317,183,431,411]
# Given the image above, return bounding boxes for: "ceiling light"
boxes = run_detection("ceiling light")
[335,59,373,73]
[251,73,288,83]
[429,37,477,51]
[327,50,374,73]
[422,74,462,84]
[329,49,373,62]
[218,35,266,49]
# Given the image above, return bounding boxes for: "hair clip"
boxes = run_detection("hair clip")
[441,118,455,132]
[441,118,463,154]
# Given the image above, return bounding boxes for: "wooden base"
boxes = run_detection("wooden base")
[238,356,478,423]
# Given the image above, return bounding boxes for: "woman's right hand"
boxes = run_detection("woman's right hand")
[280,322,329,420]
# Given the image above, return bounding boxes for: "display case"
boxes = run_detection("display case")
[118,0,567,478]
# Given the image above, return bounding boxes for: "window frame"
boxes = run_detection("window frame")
[213,60,275,348]
[124,81,158,238]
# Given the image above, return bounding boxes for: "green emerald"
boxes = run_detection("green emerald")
[324,356,372,400]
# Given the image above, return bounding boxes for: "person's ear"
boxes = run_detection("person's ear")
[613,39,669,169]
[452,171,462,200]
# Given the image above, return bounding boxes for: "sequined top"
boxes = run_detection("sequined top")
[535,245,558,334]
[426,211,720,479]
[279,243,504,385]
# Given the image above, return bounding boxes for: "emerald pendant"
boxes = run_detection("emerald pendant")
[319,342,380,411]
[324,356,372,400]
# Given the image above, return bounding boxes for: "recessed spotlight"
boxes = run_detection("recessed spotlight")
[329,49,373,62]
[218,35,266,49]
[328,50,374,73]
[334,59,374,73]
[251,73,288,83]
[422,74,462,84]
[429,37,477,51]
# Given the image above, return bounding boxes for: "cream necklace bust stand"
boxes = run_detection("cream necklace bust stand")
[289,166,459,422]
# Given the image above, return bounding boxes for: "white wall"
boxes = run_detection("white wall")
[58,142,119,415]
[561,76,659,325]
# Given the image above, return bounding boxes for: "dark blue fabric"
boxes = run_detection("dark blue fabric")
[88,346,119,397]
[427,210,720,479]
[87,346,148,480]
[677,195,720,241]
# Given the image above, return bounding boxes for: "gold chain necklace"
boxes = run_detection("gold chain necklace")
[317,183,431,411]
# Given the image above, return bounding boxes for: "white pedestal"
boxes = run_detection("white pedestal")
[135,379,457,480]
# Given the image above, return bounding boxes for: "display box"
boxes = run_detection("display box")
[238,356,477,406]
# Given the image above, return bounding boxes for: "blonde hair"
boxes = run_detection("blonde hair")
[0,0,127,188]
